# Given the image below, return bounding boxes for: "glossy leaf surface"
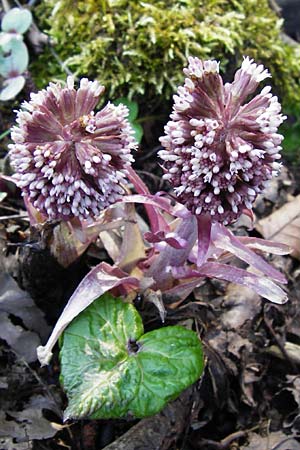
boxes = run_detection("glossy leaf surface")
[37,262,139,366]
[60,294,204,420]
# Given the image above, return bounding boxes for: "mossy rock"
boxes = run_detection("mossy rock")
[32,0,300,112]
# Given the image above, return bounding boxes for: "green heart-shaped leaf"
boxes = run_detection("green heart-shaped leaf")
[60,294,204,420]
[132,122,143,143]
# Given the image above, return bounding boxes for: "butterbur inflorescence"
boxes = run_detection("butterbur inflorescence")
[159,57,286,225]
[9,77,137,220]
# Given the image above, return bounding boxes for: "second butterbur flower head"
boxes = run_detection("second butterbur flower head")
[9,77,137,220]
[159,57,286,225]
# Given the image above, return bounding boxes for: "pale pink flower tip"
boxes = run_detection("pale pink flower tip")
[9,77,137,220]
[159,56,286,225]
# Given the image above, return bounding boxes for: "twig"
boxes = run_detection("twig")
[11,350,62,418]
[263,308,298,371]
[1,0,11,13]
[48,46,74,77]
[268,0,281,15]
[0,204,22,213]
[0,213,29,221]
[136,170,164,187]
[198,430,247,449]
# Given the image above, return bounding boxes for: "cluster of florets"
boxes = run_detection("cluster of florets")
[159,57,286,225]
[9,77,137,220]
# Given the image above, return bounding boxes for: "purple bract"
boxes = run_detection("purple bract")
[9,77,137,220]
[159,57,286,225]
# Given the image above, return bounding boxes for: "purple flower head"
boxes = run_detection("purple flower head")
[9,77,137,220]
[159,57,286,225]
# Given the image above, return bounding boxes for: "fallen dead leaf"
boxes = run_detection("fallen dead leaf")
[267,342,300,365]
[0,273,50,362]
[0,437,33,450]
[0,395,59,442]
[0,345,62,447]
[241,431,300,450]
[0,312,41,363]
[254,166,293,212]
[116,204,146,272]
[255,195,300,260]
[222,283,262,330]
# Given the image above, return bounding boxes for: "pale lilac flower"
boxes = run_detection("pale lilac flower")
[9,77,137,220]
[159,57,286,225]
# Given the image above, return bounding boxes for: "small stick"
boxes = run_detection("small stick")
[0,213,29,221]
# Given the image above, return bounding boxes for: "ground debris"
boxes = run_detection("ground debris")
[0,273,50,362]
[256,194,300,260]
[241,431,300,450]
[0,345,63,447]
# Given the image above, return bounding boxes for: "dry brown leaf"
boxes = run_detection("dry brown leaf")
[256,194,300,260]
[51,221,91,267]
[99,229,122,262]
[222,283,262,330]
[0,273,50,362]
[117,203,146,272]
[241,431,300,450]
[0,395,59,442]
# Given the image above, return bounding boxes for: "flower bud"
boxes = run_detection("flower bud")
[159,57,286,225]
[9,77,137,220]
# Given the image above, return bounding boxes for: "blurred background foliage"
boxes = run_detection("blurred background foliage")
[33,0,300,107]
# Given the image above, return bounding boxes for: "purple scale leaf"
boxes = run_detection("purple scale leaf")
[37,262,139,365]
[211,223,287,284]
[163,279,205,304]
[238,236,290,255]
[120,193,175,217]
[144,230,188,249]
[145,215,198,290]
[126,167,169,233]
[173,262,288,304]
[196,214,212,266]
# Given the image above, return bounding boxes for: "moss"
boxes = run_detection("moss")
[31,0,300,110]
